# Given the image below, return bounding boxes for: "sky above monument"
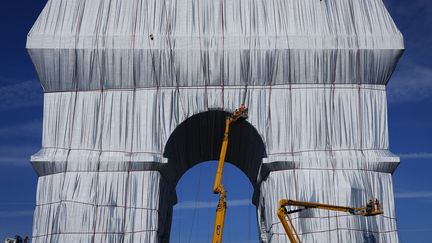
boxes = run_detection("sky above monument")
[0,0,431,242]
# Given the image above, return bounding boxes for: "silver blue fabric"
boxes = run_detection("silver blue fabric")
[27,0,403,242]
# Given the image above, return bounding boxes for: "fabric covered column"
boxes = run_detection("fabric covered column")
[32,168,175,242]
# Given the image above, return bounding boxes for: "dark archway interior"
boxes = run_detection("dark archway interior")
[162,110,267,188]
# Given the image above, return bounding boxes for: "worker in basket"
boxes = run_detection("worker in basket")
[365,198,381,215]
[232,104,248,121]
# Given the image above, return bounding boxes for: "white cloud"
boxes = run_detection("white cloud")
[0,202,34,206]
[0,145,39,167]
[0,119,42,139]
[0,79,43,110]
[387,60,432,103]
[0,156,33,166]
[0,120,42,167]
[395,191,432,199]
[399,228,432,232]
[398,153,432,159]
[0,210,34,218]
[174,199,251,210]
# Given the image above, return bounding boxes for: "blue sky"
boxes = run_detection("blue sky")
[0,0,431,242]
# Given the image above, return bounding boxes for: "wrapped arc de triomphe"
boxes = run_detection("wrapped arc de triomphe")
[27,0,403,242]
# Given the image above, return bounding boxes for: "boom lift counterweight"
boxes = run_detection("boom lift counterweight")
[212,105,248,243]
[277,199,383,243]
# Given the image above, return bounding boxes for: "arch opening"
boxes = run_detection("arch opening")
[159,110,267,242]
[162,110,267,188]
[169,161,259,242]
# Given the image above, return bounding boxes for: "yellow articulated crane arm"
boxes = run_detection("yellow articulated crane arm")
[277,199,384,243]
[212,104,248,243]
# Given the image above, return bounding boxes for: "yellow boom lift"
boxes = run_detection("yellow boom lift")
[209,105,383,243]
[212,105,248,243]
[277,198,383,243]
